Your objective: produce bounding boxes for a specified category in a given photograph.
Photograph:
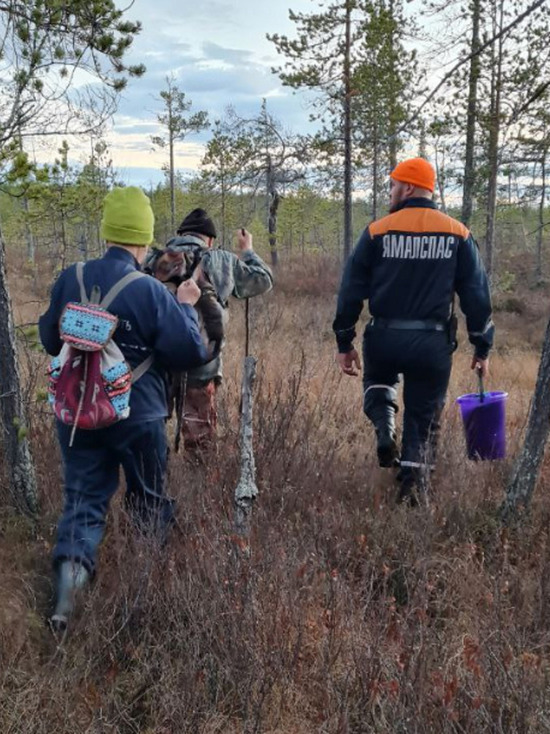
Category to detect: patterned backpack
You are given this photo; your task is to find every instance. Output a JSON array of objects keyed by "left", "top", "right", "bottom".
[{"left": 47, "top": 262, "right": 153, "bottom": 445}]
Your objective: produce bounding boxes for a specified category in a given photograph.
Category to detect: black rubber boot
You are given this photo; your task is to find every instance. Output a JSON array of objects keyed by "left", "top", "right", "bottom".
[
  {"left": 50, "top": 560, "right": 90, "bottom": 634},
  {"left": 397, "top": 480, "right": 419, "bottom": 507},
  {"left": 371, "top": 406, "right": 399, "bottom": 468},
  {"left": 396, "top": 467, "right": 429, "bottom": 508}
]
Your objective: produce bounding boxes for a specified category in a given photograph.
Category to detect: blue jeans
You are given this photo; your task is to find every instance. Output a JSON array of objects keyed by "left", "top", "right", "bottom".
[{"left": 54, "top": 419, "right": 173, "bottom": 575}]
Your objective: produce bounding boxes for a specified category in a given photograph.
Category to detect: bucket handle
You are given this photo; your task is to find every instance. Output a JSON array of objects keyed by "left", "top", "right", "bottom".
[{"left": 477, "top": 366, "right": 485, "bottom": 403}]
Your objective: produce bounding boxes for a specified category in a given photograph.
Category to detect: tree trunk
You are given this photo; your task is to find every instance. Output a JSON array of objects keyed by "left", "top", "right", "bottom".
[
  {"left": 435, "top": 146, "right": 448, "bottom": 214},
  {"left": 268, "top": 189, "right": 280, "bottom": 268},
  {"left": 343, "top": 0, "right": 353, "bottom": 260},
  {"left": 536, "top": 148, "right": 547, "bottom": 283},
  {"left": 265, "top": 154, "right": 280, "bottom": 267},
  {"left": 169, "top": 126, "right": 176, "bottom": 234},
  {"left": 462, "top": 0, "right": 481, "bottom": 227},
  {"left": 22, "top": 194, "right": 38, "bottom": 293},
  {"left": 387, "top": 0, "right": 399, "bottom": 171},
  {"left": 22, "top": 194, "right": 35, "bottom": 263},
  {"left": 60, "top": 207, "right": 68, "bottom": 271},
  {"left": 502, "top": 316, "right": 550, "bottom": 519},
  {"left": 99, "top": 224, "right": 106, "bottom": 255},
  {"left": 0, "top": 232, "right": 38, "bottom": 516},
  {"left": 78, "top": 229, "right": 87, "bottom": 261},
  {"left": 52, "top": 217, "right": 59, "bottom": 265},
  {"left": 484, "top": 0, "right": 504, "bottom": 279},
  {"left": 220, "top": 165, "right": 227, "bottom": 247},
  {"left": 167, "top": 91, "right": 176, "bottom": 234},
  {"left": 372, "top": 121, "right": 379, "bottom": 221}
]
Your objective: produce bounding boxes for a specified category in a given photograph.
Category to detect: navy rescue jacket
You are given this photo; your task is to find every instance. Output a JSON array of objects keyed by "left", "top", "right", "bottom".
[
  {"left": 39, "top": 247, "right": 208, "bottom": 422},
  {"left": 333, "top": 198, "right": 494, "bottom": 359}
]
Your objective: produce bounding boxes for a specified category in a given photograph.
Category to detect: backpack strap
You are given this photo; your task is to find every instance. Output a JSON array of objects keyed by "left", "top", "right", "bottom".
[
  {"left": 76, "top": 263, "right": 145, "bottom": 308},
  {"left": 75, "top": 262, "right": 88, "bottom": 304},
  {"left": 131, "top": 354, "right": 154, "bottom": 383},
  {"left": 100, "top": 270, "right": 145, "bottom": 310},
  {"left": 101, "top": 270, "right": 152, "bottom": 381}
]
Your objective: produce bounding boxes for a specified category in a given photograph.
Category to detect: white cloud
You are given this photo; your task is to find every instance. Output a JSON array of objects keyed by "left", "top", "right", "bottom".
[{"left": 94, "top": 0, "right": 318, "bottom": 183}]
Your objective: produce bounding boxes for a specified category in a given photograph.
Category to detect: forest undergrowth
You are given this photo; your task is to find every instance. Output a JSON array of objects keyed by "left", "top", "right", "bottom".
[{"left": 1, "top": 252, "right": 550, "bottom": 733}]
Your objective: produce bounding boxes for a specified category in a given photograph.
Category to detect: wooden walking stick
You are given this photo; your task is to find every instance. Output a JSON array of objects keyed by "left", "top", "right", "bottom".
[
  {"left": 233, "top": 350, "right": 258, "bottom": 537},
  {"left": 233, "top": 232, "right": 259, "bottom": 538}
]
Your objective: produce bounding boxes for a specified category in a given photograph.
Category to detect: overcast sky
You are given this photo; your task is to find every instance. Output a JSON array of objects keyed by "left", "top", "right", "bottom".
[{"left": 102, "top": 0, "right": 318, "bottom": 187}]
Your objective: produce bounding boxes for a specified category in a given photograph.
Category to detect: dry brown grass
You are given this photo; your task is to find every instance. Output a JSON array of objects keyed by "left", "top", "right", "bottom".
[{"left": 2, "top": 253, "right": 550, "bottom": 732}]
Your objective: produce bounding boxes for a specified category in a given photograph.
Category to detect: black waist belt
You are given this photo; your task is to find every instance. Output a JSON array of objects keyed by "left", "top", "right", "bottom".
[{"left": 370, "top": 317, "right": 447, "bottom": 332}]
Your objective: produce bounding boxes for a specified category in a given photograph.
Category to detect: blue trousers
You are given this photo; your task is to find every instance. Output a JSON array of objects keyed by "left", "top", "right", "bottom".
[
  {"left": 362, "top": 326, "right": 452, "bottom": 486},
  {"left": 54, "top": 418, "right": 173, "bottom": 575}
]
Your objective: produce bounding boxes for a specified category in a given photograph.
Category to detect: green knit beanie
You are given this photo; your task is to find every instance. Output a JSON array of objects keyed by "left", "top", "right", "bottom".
[{"left": 100, "top": 187, "right": 155, "bottom": 246}]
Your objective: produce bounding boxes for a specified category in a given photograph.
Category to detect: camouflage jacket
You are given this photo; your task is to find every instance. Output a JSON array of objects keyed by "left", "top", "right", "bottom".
[{"left": 144, "top": 235, "right": 273, "bottom": 383}]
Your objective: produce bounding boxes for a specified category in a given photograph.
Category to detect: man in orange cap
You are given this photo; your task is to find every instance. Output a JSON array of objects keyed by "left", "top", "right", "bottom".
[{"left": 333, "top": 157, "right": 493, "bottom": 505}]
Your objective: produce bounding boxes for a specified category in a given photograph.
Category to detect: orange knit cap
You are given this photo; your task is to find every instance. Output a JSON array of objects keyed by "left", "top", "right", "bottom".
[{"left": 390, "top": 158, "right": 436, "bottom": 193}]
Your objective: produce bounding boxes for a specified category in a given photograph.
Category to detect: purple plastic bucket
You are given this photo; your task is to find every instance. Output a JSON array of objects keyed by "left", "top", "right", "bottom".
[{"left": 456, "top": 391, "right": 508, "bottom": 461}]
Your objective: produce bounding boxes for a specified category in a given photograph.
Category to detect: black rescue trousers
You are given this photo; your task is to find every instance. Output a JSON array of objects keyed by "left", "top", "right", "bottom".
[{"left": 362, "top": 322, "right": 453, "bottom": 493}]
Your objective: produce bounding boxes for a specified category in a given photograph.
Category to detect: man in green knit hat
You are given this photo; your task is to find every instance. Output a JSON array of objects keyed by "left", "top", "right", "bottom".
[{"left": 39, "top": 186, "right": 208, "bottom": 632}]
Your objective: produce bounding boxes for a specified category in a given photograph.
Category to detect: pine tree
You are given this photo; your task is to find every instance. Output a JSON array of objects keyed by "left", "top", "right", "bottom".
[
  {"left": 268, "top": 0, "right": 365, "bottom": 259},
  {"left": 461, "top": 0, "right": 483, "bottom": 227},
  {"left": 200, "top": 114, "right": 256, "bottom": 245},
  {"left": 151, "top": 76, "right": 209, "bottom": 233},
  {"left": 353, "top": 0, "right": 419, "bottom": 219}
]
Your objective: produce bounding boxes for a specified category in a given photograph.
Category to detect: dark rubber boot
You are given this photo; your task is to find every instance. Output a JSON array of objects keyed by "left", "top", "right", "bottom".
[
  {"left": 397, "top": 467, "right": 428, "bottom": 508},
  {"left": 372, "top": 406, "right": 399, "bottom": 468},
  {"left": 376, "top": 428, "right": 399, "bottom": 467},
  {"left": 50, "top": 560, "right": 90, "bottom": 634},
  {"left": 397, "top": 480, "right": 419, "bottom": 508}
]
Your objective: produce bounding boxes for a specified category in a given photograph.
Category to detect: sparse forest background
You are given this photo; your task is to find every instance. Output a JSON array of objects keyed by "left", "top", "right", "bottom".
[{"left": 2, "top": 0, "right": 549, "bottom": 275}]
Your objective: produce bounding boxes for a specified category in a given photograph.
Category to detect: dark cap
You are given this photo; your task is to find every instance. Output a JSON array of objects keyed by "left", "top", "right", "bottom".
[{"left": 176, "top": 208, "right": 217, "bottom": 238}]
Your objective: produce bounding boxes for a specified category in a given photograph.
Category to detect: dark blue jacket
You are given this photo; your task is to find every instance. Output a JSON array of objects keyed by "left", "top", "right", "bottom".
[
  {"left": 39, "top": 247, "right": 208, "bottom": 422},
  {"left": 333, "top": 198, "right": 494, "bottom": 359}
]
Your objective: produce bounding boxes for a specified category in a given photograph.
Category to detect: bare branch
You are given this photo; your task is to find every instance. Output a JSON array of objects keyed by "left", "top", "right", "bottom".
[{"left": 394, "top": 0, "right": 547, "bottom": 137}]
